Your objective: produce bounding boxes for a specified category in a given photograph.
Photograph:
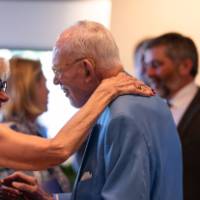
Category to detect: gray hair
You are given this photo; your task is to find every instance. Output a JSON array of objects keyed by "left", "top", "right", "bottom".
[
  {"left": 0, "top": 57, "right": 10, "bottom": 80},
  {"left": 146, "top": 32, "right": 198, "bottom": 77},
  {"left": 55, "top": 20, "right": 121, "bottom": 69}
]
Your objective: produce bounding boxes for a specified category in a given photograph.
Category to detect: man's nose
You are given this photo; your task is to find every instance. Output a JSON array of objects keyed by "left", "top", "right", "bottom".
[
  {"left": 0, "top": 91, "right": 9, "bottom": 103},
  {"left": 46, "top": 87, "right": 50, "bottom": 94},
  {"left": 53, "top": 75, "right": 60, "bottom": 85}
]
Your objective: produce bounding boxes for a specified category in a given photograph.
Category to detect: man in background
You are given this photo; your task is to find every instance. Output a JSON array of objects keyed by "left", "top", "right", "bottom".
[
  {"left": 144, "top": 32, "right": 200, "bottom": 200},
  {"left": 133, "top": 38, "right": 152, "bottom": 85}
]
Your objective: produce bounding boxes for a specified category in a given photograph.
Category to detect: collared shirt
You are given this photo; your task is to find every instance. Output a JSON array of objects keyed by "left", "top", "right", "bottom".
[{"left": 169, "top": 81, "right": 198, "bottom": 126}]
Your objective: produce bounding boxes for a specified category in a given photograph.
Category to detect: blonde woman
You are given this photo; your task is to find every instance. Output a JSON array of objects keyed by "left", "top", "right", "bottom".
[{"left": 1, "top": 57, "right": 70, "bottom": 193}]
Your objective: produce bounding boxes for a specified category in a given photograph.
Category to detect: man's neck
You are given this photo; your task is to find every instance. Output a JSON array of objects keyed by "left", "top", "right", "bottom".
[{"left": 98, "top": 65, "right": 123, "bottom": 80}]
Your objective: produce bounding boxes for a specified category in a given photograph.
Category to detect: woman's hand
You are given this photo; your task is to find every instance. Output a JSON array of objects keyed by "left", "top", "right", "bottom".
[
  {"left": 0, "top": 180, "right": 22, "bottom": 200},
  {"left": 2, "top": 172, "right": 53, "bottom": 200},
  {"left": 97, "top": 72, "right": 155, "bottom": 99}
]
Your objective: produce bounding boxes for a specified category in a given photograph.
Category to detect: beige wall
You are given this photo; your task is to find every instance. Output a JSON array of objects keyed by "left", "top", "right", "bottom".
[{"left": 111, "top": 0, "right": 200, "bottom": 84}]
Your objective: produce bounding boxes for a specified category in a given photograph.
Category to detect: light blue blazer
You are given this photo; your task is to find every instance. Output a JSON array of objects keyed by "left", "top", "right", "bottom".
[{"left": 56, "top": 95, "right": 183, "bottom": 200}]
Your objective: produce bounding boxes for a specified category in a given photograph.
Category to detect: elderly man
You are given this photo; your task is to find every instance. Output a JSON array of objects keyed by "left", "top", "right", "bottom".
[
  {"left": 2, "top": 21, "right": 182, "bottom": 200},
  {"left": 144, "top": 32, "right": 200, "bottom": 200}
]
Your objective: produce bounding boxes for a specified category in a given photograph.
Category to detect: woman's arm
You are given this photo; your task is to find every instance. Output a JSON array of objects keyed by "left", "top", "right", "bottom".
[{"left": 0, "top": 73, "right": 154, "bottom": 170}]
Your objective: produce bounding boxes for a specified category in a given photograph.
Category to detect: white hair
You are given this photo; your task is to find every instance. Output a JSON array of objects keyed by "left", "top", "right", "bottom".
[
  {"left": 0, "top": 57, "right": 10, "bottom": 80},
  {"left": 55, "top": 20, "right": 122, "bottom": 69}
]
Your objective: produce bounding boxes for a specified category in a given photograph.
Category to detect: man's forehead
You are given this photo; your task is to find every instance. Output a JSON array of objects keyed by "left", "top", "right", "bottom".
[
  {"left": 52, "top": 47, "right": 77, "bottom": 68},
  {"left": 52, "top": 47, "right": 67, "bottom": 64},
  {"left": 145, "top": 46, "right": 165, "bottom": 59}
]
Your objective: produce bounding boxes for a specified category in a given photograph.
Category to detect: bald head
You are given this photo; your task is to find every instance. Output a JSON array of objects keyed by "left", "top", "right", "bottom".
[
  {"left": 0, "top": 57, "right": 10, "bottom": 81},
  {"left": 54, "top": 20, "right": 122, "bottom": 71}
]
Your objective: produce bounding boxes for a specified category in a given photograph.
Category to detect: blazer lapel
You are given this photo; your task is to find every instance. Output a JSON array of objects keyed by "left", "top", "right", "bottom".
[
  {"left": 178, "top": 88, "right": 200, "bottom": 139},
  {"left": 72, "top": 124, "right": 101, "bottom": 199}
]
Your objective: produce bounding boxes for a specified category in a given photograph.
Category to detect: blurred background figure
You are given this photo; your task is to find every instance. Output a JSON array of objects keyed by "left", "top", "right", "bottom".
[
  {"left": 143, "top": 32, "right": 200, "bottom": 200},
  {"left": 0, "top": 57, "right": 71, "bottom": 193},
  {"left": 133, "top": 38, "right": 152, "bottom": 84},
  {"left": 0, "top": 57, "right": 9, "bottom": 106}
]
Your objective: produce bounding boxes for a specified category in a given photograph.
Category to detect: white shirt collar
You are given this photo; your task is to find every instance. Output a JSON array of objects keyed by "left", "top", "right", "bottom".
[{"left": 170, "top": 81, "right": 198, "bottom": 125}]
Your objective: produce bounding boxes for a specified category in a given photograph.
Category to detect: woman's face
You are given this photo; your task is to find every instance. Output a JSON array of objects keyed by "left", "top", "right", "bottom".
[
  {"left": 34, "top": 74, "right": 49, "bottom": 114},
  {"left": 0, "top": 77, "right": 9, "bottom": 108},
  {"left": 0, "top": 60, "right": 10, "bottom": 107}
]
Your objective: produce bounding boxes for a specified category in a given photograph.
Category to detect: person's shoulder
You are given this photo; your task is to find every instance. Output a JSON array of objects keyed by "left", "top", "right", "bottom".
[
  {"left": 110, "top": 93, "right": 163, "bottom": 105},
  {"left": 107, "top": 94, "right": 174, "bottom": 127},
  {"left": 109, "top": 94, "right": 167, "bottom": 116}
]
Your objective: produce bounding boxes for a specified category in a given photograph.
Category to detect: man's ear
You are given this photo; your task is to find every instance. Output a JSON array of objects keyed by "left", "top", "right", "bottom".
[
  {"left": 82, "top": 58, "right": 97, "bottom": 82},
  {"left": 179, "top": 58, "right": 193, "bottom": 76}
]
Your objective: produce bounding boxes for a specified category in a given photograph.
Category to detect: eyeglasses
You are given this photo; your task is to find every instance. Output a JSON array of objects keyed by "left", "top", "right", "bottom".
[
  {"left": 52, "top": 57, "right": 93, "bottom": 77},
  {"left": 0, "top": 79, "right": 7, "bottom": 92}
]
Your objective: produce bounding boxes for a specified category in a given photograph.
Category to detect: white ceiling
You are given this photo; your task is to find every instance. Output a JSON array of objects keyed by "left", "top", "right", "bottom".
[{"left": 0, "top": 0, "right": 111, "bottom": 49}]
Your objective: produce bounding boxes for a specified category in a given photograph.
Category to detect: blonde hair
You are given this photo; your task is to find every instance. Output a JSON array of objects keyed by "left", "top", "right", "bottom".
[
  {"left": 0, "top": 57, "right": 10, "bottom": 81},
  {"left": 2, "top": 57, "right": 44, "bottom": 121}
]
